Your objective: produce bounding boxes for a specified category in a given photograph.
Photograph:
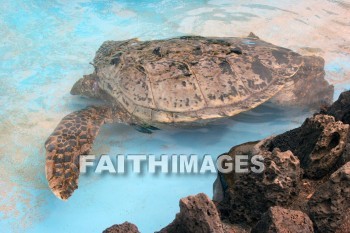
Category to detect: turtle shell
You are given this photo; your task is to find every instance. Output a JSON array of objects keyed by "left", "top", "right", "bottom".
[{"left": 94, "top": 36, "right": 303, "bottom": 123}]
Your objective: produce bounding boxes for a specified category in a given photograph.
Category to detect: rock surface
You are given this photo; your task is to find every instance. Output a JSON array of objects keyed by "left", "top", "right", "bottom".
[
  {"left": 157, "top": 193, "right": 225, "bottom": 233},
  {"left": 336, "top": 213, "right": 350, "bottom": 233},
  {"left": 251, "top": 206, "right": 314, "bottom": 233},
  {"left": 218, "top": 147, "right": 301, "bottom": 224},
  {"left": 103, "top": 222, "right": 140, "bottom": 233},
  {"left": 324, "top": 90, "right": 350, "bottom": 124},
  {"left": 308, "top": 162, "right": 350, "bottom": 233},
  {"left": 269, "top": 114, "right": 349, "bottom": 178},
  {"left": 216, "top": 92, "right": 350, "bottom": 231}
]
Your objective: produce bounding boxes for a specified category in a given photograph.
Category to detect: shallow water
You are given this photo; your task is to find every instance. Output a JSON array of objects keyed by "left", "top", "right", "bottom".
[{"left": 0, "top": 1, "right": 349, "bottom": 232}]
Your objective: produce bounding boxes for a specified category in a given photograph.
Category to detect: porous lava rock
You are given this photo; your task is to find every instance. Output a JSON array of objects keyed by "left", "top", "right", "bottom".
[
  {"left": 251, "top": 206, "right": 314, "bottom": 233},
  {"left": 269, "top": 114, "right": 349, "bottom": 178},
  {"left": 103, "top": 222, "right": 140, "bottom": 233},
  {"left": 308, "top": 162, "right": 350, "bottom": 233},
  {"left": 218, "top": 145, "right": 301, "bottom": 224},
  {"left": 158, "top": 193, "right": 225, "bottom": 233},
  {"left": 324, "top": 90, "right": 350, "bottom": 124}
]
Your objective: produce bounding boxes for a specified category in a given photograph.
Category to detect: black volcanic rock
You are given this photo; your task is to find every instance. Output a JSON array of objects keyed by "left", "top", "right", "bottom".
[
  {"left": 336, "top": 212, "right": 350, "bottom": 233},
  {"left": 216, "top": 92, "right": 350, "bottom": 231},
  {"left": 103, "top": 222, "right": 140, "bottom": 233},
  {"left": 268, "top": 114, "right": 349, "bottom": 178},
  {"left": 157, "top": 193, "right": 225, "bottom": 233},
  {"left": 251, "top": 206, "right": 314, "bottom": 233},
  {"left": 218, "top": 145, "right": 302, "bottom": 224},
  {"left": 308, "top": 162, "right": 350, "bottom": 233},
  {"left": 324, "top": 90, "right": 350, "bottom": 124}
]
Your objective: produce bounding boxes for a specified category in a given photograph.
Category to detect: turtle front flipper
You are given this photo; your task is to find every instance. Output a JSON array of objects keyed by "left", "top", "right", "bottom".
[{"left": 45, "top": 106, "right": 112, "bottom": 200}]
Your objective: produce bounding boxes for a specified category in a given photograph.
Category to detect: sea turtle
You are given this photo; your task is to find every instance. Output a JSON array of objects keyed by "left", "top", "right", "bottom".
[{"left": 45, "top": 33, "right": 334, "bottom": 200}]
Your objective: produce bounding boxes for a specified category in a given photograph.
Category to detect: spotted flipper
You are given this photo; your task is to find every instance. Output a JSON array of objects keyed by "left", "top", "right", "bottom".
[{"left": 45, "top": 106, "right": 112, "bottom": 200}]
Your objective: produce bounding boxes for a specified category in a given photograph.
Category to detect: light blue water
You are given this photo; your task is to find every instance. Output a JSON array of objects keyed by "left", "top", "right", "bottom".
[{"left": 0, "top": 1, "right": 349, "bottom": 232}]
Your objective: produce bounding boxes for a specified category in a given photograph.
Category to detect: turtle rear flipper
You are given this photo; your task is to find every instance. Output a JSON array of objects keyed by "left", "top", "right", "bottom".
[
  {"left": 45, "top": 106, "right": 112, "bottom": 200},
  {"left": 131, "top": 123, "right": 160, "bottom": 134}
]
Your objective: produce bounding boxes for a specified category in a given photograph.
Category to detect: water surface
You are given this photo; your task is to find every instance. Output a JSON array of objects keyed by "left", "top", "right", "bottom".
[{"left": 0, "top": 1, "right": 349, "bottom": 232}]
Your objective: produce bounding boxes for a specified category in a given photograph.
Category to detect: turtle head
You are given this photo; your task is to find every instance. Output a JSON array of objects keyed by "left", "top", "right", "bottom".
[
  {"left": 302, "top": 55, "right": 325, "bottom": 72},
  {"left": 271, "top": 55, "right": 334, "bottom": 109},
  {"left": 70, "top": 73, "right": 101, "bottom": 98},
  {"left": 295, "top": 55, "right": 334, "bottom": 107}
]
